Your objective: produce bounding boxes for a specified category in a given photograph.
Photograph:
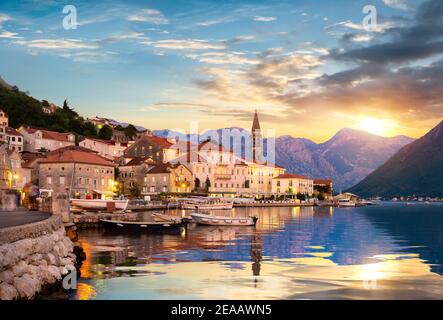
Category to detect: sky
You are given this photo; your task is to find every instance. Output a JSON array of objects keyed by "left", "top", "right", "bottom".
[{"left": 0, "top": 0, "right": 442, "bottom": 142}]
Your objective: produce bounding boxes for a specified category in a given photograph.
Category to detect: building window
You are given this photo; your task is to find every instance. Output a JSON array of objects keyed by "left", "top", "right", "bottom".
[
  {"left": 60, "top": 176, "right": 65, "bottom": 186},
  {"left": 47, "top": 176, "right": 52, "bottom": 185}
]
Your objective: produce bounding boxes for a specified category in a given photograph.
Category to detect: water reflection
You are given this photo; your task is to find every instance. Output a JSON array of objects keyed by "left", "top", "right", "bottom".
[{"left": 71, "top": 203, "right": 443, "bottom": 300}]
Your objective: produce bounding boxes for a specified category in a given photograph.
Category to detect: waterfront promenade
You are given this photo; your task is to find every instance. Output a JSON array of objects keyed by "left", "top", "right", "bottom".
[{"left": 0, "top": 211, "right": 51, "bottom": 229}]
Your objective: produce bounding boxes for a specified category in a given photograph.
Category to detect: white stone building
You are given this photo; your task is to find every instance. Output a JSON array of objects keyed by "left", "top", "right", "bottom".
[
  {"left": 18, "top": 126, "right": 75, "bottom": 152},
  {"left": 79, "top": 137, "right": 128, "bottom": 159}
]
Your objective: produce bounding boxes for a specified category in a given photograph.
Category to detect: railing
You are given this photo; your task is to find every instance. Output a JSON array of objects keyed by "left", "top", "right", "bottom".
[{"left": 214, "top": 174, "right": 232, "bottom": 180}]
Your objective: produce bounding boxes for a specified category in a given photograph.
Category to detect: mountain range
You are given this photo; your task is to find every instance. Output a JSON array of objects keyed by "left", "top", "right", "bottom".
[
  {"left": 153, "top": 128, "right": 414, "bottom": 191},
  {"left": 348, "top": 121, "right": 443, "bottom": 197}
]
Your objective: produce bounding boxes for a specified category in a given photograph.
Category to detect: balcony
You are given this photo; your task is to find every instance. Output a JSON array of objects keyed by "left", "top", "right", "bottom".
[{"left": 214, "top": 174, "right": 232, "bottom": 180}]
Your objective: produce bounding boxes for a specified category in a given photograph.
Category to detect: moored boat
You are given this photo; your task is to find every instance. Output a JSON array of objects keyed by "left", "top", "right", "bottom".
[
  {"left": 100, "top": 217, "right": 190, "bottom": 232},
  {"left": 70, "top": 199, "right": 129, "bottom": 211},
  {"left": 190, "top": 213, "right": 258, "bottom": 226},
  {"left": 337, "top": 199, "right": 356, "bottom": 207},
  {"left": 181, "top": 202, "right": 233, "bottom": 210}
]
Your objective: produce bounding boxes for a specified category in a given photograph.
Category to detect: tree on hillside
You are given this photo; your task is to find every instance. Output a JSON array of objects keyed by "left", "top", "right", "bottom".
[
  {"left": 124, "top": 124, "right": 138, "bottom": 139},
  {"left": 98, "top": 125, "right": 113, "bottom": 140},
  {"left": 62, "top": 99, "right": 78, "bottom": 117}
]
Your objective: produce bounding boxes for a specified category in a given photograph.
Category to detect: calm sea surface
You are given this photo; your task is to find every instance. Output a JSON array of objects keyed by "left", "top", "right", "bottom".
[{"left": 69, "top": 202, "right": 443, "bottom": 300}]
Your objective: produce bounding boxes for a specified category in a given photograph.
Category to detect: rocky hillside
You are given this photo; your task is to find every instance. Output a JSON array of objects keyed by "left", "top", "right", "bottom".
[{"left": 347, "top": 121, "right": 443, "bottom": 197}]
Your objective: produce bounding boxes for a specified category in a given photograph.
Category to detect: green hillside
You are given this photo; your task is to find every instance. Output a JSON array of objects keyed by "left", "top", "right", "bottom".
[{"left": 0, "top": 80, "right": 98, "bottom": 139}]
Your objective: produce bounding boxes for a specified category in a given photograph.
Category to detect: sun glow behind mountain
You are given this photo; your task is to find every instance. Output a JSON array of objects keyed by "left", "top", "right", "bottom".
[{"left": 354, "top": 117, "right": 396, "bottom": 137}]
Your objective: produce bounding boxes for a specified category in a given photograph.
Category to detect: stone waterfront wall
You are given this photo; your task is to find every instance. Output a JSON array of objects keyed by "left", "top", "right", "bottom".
[
  {"left": 73, "top": 212, "right": 138, "bottom": 229},
  {"left": 0, "top": 215, "right": 76, "bottom": 300}
]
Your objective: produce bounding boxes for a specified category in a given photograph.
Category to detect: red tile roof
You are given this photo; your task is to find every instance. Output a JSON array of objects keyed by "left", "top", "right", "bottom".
[
  {"left": 147, "top": 163, "right": 171, "bottom": 174},
  {"left": 146, "top": 135, "right": 173, "bottom": 148},
  {"left": 39, "top": 147, "right": 115, "bottom": 167},
  {"left": 274, "top": 173, "right": 311, "bottom": 180},
  {"left": 5, "top": 127, "right": 22, "bottom": 137},
  {"left": 123, "top": 157, "right": 156, "bottom": 166},
  {"left": 22, "top": 126, "right": 74, "bottom": 142},
  {"left": 314, "top": 179, "right": 333, "bottom": 185},
  {"left": 82, "top": 137, "right": 128, "bottom": 147}
]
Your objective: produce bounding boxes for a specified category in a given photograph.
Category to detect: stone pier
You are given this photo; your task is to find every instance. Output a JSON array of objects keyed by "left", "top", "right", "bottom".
[{"left": 0, "top": 214, "right": 77, "bottom": 300}]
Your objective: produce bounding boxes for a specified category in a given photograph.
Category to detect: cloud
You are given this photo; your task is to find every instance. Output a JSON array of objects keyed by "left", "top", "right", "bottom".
[
  {"left": 342, "top": 33, "right": 373, "bottom": 43},
  {"left": 60, "top": 51, "right": 117, "bottom": 63},
  {"left": 194, "top": 51, "right": 323, "bottom": 104},
  {"left": 15, "top": 39, "right": 99, "bottom": 50},
  {"left": 225, "top": 35, "right": 255, "bottom": 44},
  {"left": 0, "top": 31, "right": 22, "bottom": 39},
  {"left": 0, "top": 13, "right": 11, "bottom": 26},
  {"left": 99, "top": 32, "right": 148, "bottom": 44},
  {"left": 254, "top": 16, "right": 277, "bottom": 22},
  {"left": 196, "top": 16, "right": 234, "bottom": 27},
  {"left": 383, "top": 0, "right": 410, "bottom": 10},
  {"left": 325, "top": 20, "right": 394, "bottom": 33},
  {"left": 187, "top": 52, "right": 259, "bottom": 65},
  {"left": 128, "top": 9, "right": 168, "bottom": 25},
  {"left": 148, "top": 39, "right": 226, "bottom": 50}
]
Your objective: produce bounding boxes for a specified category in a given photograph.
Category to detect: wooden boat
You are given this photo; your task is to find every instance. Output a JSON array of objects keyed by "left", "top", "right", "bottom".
[
  {"left": 181, "top": 202, "right": 233, "bottom": 210},
  {"left": 70, "top": 199, "right": 129, "bottom": 211},
  {"left": 190, "top": 213, "right": 258, "bottom": 226},
  {"left": 100, "top": 216, "right": 191, "bottom": 232},
  {"left": 337, "top": 199, "right": 356, "bottom": 207}
]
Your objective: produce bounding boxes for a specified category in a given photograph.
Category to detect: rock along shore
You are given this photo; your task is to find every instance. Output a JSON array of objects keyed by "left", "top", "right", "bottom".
[{"left": 0, "top": 215, "right": 78, "bottom": 300}]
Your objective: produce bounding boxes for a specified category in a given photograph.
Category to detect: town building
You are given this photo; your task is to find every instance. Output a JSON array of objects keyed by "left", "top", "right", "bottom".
[
  {"left": 0, "top": 146, "right": 30, "bottom": 193},
  {"left": 118, "top": 157, "right": 156, "bottom": 195},
  {"left": 21, "top": 151, "right": 45, "bottom": 185},
  {"left": 42, "top": 103, "right": 58, "bottom": 114},
  {"left": 18, "top": 126, "right": 75, "bottom": 152},
  {"left": 143, "top": 163, "right": 193, "bottom": 194},
  {"left": 0, "top": 109, "right": 9, "bottom": 142},
  {"left": 5, "top": 127, "right": 24, "bottom": 152},
  {"left": 0, "top": 145, "right": 11, "bottom": 190},
  {"left": 38, "top": 146, "right": 116, "bottom": 198},
  {"left": 123, "top": 134, "right": 182, "bottom": 163},
  {"left": 314, "top": 179, "right": 333, "bottom": 199},
  {"left": 7, "top": 149, "right": 31, "bottom": 191},
  {"left": 271, "top": 173, "right": 314, "bottom": 196},
  {"left": 79, "top": 137, "right": 128, "bottom": 159}
]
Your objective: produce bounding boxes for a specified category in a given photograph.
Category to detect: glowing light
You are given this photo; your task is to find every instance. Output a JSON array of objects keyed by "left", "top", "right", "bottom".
[{"left": 355, "top": 117, "right": 392, "bottom": 136}]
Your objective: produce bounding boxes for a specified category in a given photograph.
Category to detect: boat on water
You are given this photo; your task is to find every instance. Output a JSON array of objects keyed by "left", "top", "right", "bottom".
[
  {"left": 190, "top": 213, "right": 258, "bottom": 226},
  {"left": 337, "top": 199, "right": 356, "bottom": 207},
  {"left": 181, "top": 202, "right": 233, "bottom": 210},
  {"left": 360, "top": 200, "right": 380, "bottom": 206},
  {"left": 100, "top": 213, "right": 191, "bottom": 232},
  {"left": 70, "top": 199, "right": 129, "bottom": 211}
]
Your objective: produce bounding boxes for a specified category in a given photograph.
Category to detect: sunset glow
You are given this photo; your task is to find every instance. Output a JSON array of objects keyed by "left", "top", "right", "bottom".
[{"left": 354, "top": 117, "right": 392, "bottom": 136}]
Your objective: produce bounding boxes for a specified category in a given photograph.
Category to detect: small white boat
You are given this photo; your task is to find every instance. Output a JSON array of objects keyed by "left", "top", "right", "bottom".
[
  {"left": 337, "top": 199, "right": 356, "bottom": 207},
  {"left": 181, "top": 202, "right": 233, "bottom": 210},
  {"left": 70, "top": 199, "right": 129, "bottom": 211},
  {"left": 190, "top": 213, "right": 258, "bottom": 226}
]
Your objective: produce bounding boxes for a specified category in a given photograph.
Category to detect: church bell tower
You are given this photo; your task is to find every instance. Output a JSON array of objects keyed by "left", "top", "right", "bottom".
[{"left": 251, "top": 110, "right": 263, "bottom": 162}]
